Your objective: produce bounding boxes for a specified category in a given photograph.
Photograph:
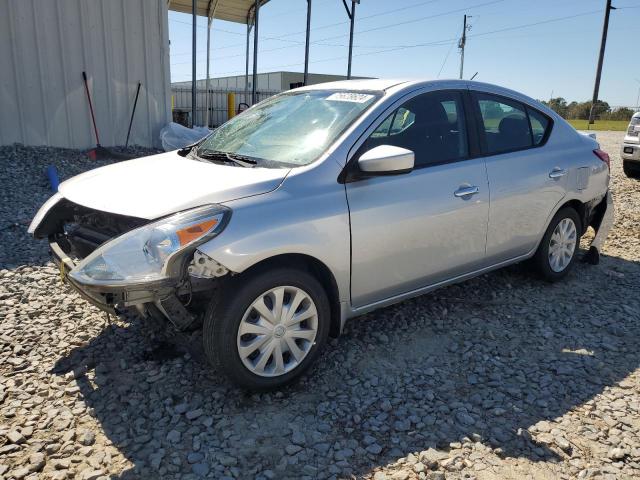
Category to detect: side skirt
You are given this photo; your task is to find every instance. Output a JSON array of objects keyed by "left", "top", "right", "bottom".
[{"left": 342, "top": 250, "right": 535, "bottom": 324}]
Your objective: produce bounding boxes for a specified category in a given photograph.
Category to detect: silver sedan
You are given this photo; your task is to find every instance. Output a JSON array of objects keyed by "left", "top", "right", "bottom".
[{"left": 30, "top": 79, "right": 612, "bottom": 390}]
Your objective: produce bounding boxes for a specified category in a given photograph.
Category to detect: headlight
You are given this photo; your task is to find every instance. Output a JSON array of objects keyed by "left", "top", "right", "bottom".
[{"left": 69, "top": 204, "right": 230, "bottom": 285}]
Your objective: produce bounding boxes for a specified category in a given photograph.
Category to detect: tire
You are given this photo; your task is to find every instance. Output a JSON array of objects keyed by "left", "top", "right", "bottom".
[
  {"left": 533, "top": 207, "right": 582, "bottom": 282},
  {"left": 623, "top": 160, "right": 640, "bottom": 179},
  {"left": 203, "top": 267, "right": 330, "bottom": 391}
]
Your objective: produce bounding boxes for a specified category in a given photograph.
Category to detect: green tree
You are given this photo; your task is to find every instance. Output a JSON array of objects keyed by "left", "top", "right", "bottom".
[
  {"left": 542, "top": 97, "right": 568, "bottom": 117},
  {"left": 603, "top": 107, "right": 634, "bottom": 121}
]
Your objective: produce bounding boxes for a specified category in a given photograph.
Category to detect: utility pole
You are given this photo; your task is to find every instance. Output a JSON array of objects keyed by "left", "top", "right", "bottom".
[
  {"left": 342, "top": 0, "right": 358, "bottom": 79},
  {"left": 304, "top": 0, "right": 312, "bottom": 85},
  {"left": 588, "top": 0, "right": 616, "bottom": 125},
  {"left": 458, "top": 15, "right": 470, "bottom": 80}
]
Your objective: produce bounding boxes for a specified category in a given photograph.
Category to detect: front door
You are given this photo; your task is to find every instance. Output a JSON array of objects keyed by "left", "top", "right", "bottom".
[{"left": 346, "top": 90, "right": 489, "bottom": 308}]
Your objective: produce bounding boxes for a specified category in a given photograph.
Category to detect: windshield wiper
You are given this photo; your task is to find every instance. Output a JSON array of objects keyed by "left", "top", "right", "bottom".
[{"left": 196, "top": 149, "right": 258, "bottom": 167}]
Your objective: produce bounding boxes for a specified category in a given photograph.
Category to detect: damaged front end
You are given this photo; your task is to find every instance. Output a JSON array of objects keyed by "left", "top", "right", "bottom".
[{"left": 29, "top": 196, "right": 232, "bottom": 329}]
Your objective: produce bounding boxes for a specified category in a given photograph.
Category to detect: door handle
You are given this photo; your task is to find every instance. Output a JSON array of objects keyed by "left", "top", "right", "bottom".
[
  {"left": 549, "top": 168, "right": 567, "bottom": 179},
  {"left": 454, "top": 185, "right": 479, "bottom": 198}
]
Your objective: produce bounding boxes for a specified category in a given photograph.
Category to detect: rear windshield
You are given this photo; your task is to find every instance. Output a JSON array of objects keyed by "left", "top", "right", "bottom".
[{"left": 197, "top": 90, "right": 381, "bottom": 167}]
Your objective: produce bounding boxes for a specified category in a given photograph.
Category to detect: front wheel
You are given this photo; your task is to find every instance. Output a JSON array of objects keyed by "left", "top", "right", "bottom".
[
  {"left": 203, "top": 267, "right": 330, "bottom": 390},
  {"left": 532, "top": 207, "right": 582, "bottom": 282}
]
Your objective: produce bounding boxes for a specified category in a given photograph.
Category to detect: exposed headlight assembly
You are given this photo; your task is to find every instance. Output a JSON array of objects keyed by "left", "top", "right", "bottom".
[{"left": 69, "top": 204, "right": 230, "bottom": 286}]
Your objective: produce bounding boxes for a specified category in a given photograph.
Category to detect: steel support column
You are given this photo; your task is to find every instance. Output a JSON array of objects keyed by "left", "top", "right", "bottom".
[
  {"left": 205, "top": 18, "right": 212, "bottom": 128},
  {"left": 304, "top": 0, "right": 312, "bottom": 85},
  {"left": 252, "top": 0, "right": 260, "bottom": 105},
  {"left": 191, "top": 0, "right": 197, "bottom": 127},
  {"left": 245, "top": 20, "right": 251, "bottom": 97}
]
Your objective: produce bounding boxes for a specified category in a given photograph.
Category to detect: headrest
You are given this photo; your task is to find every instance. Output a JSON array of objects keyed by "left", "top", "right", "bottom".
[
  {"left": 499, "top": 115, "right": 529, "bottom": 137},
  {"left": 414, "top": 100, "right": 449, "bottom": 126}
]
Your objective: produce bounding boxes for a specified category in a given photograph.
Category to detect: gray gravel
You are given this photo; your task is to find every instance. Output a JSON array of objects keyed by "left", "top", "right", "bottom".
[{"left": 1, "top": 133, "right": 639, "bottom": 480}]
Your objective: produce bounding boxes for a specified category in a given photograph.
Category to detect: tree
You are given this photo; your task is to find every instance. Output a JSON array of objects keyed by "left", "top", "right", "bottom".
[
  {"left": 605, "top": 107, "right": 634, "bottom": 121},
  {"left": 542, "top": 97, "right": 568, "bottom": 118}
]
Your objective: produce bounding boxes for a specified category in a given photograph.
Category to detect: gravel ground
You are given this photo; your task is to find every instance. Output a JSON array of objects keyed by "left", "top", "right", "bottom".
[{"left": 1, "top": 133, "right": 639, "bottom": 480}]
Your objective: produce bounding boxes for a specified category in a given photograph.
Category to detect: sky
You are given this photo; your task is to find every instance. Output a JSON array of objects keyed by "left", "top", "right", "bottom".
[{"left": 168, "top": 0, "right": 640, "bottom": 107}]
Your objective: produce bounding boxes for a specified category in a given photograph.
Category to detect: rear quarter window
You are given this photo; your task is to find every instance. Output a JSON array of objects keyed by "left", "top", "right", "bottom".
[{"left": 527, "top": 107, "right": 551, "bottom": 145}]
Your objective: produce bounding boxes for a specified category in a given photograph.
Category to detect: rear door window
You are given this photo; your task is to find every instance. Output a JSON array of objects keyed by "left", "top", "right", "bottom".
[{"left": 476, "top": 94, "right": 532, "bottom": 154}]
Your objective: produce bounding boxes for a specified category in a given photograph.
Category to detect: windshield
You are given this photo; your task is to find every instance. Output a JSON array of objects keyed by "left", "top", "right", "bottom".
[{"left": 196, "top": 90, "right": 381, "bottom": 167}]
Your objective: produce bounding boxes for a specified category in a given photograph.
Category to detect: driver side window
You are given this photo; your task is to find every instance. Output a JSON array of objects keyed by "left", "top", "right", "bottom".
[{"left": 362, "top": 91, "right": 468, "bottom": 168}]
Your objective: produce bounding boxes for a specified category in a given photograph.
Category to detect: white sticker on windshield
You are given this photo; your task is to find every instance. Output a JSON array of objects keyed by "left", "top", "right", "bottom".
[{"left": 326, "top": 92, "right": 374, "bottom": 103}]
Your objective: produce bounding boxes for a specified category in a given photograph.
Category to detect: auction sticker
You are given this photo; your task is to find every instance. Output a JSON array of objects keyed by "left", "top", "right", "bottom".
[{"left": 326, "top": 92, "right": 374, "bottom": 103}]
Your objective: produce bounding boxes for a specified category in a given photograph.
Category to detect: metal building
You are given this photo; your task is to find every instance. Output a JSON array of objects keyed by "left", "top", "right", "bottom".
[
  {"left": 172, "top": 71, "right": 370, "bottom": 92},
  {"left": 0, "top": 0, "right": 363, "bottom": 149},
  {"left": 171, "top": 71, "right": 372, "bottom": 127},
  {"left": 0, "top": 0, "right": 171, "bottom": 149}
]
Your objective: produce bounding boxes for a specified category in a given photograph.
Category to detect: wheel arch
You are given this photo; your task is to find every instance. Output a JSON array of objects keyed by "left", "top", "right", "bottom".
[
  {"left": 233, "top": 253, "right": 343, "bottom": 338},
  {"left": 529, "top": 197, "right": 587, "bottom": 257},
  {"left": 560, "top": 198, "right": 587, "bottom": 234}
]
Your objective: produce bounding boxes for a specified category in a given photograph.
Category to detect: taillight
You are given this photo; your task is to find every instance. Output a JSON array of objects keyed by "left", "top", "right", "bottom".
[{"left": 594, "top": 149, "right": 610, "bottom": 169}]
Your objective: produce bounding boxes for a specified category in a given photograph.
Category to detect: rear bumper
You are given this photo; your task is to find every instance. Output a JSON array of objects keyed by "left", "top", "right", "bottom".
[
  {"left": 49, "top": 239, "right": 174, "bottom": 315},
  {"left": 621, "top": 143, "right": 640, "bottom": 162}
]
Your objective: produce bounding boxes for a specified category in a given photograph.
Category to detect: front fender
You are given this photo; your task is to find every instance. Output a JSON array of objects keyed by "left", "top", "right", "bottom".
[{"left": 197, "top": 182, "right": 351, "bottom": 303}]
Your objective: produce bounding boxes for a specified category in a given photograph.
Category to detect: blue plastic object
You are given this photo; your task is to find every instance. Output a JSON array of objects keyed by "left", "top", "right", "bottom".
[{"left": 47, "top": 165, "right": 60, "bottom": 191}]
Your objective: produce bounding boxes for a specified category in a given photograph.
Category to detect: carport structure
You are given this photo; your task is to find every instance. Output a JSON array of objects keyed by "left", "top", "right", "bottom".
[{"left": 167, "top": 0, "right": 359, "bottom": 126}]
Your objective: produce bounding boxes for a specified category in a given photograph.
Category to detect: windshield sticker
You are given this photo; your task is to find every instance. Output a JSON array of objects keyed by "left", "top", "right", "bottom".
[{"left": 326, "top": 92, "right": 375, "bottom": 103}]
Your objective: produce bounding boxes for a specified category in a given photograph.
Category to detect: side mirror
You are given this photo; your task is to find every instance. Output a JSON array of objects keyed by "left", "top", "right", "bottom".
[{"left": 358, "top": 145, "right": 414, "bottom": 175}]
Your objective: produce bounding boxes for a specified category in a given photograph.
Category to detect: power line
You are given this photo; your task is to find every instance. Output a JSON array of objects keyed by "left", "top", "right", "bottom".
[
  {"left": 170, "top": 0, "right": 508, "bottom": 66},
  {"left": 437, "top": 39, "right": 458, "bottom": 78},
  {"left": 171, "top": 8, "right": 604, "bottom": 79},
  {"left": 169, "top": 0, "right": 448, "bottom": 55}
]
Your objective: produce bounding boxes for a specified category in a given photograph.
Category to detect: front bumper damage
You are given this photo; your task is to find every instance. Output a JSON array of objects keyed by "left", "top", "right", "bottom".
[
  {"left": 34, "top": 197, "right": 232, "bottom": 330},
  {"left": 49, "top": 238, "right": 227, "bottom": 329}
]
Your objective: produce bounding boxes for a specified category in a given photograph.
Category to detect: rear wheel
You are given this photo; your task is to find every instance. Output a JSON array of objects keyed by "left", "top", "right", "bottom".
[
  {"left": 623, "top": 160, "right": 640, "bottom": 178},
  {"left": 203, "top": 267, "right": 330, "bottom": 390},
  {"left": 533, "top": 207, "right": 581, "bottom": 282}
]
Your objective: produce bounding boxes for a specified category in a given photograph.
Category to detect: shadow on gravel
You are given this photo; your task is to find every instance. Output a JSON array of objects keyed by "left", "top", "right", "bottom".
[{"left": 51, "top": 254, "right": 640, "bottom": 479}]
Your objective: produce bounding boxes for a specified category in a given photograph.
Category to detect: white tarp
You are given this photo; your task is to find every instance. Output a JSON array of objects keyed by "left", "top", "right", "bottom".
[{"left": 160, "top": 122, "right": 211, "bottom": 151}]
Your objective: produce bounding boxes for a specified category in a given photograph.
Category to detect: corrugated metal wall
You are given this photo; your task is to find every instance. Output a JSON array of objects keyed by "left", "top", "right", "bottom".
[{"left": 0, "top": 0, "right": 171, "bottom": 149}]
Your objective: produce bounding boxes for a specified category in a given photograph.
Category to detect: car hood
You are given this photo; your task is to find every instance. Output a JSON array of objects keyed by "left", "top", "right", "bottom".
[{"left": 58, "top": 151, "right": 290, "bottom": 219}]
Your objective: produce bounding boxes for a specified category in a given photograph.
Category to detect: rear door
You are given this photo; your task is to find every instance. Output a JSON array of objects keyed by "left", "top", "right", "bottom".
[
  {"left": 346, "top": 89, "right": 490, "bottom": 308},
  {"left": 470, "top": 90, "right": 566, "bottom": 263}
]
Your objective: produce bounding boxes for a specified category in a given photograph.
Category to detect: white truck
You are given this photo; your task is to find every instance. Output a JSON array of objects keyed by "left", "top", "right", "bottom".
[{"left": 621, "top": 112, "right": 640, "bottom": 178}]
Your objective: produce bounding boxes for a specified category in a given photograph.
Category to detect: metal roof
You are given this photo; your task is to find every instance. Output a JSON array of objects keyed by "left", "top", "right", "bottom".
[{"left": 168, "top": 0, "right": 269, "bottom": 23}]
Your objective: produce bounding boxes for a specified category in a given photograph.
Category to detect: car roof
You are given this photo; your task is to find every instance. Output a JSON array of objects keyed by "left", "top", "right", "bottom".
[
  {"left": 296, "top": 78, "right": 412, "bottom": 92},
  {"left": 294, "top": 78, "right": 556, "bottom": 116},
  {"left": 295, "top": 78, "right": 538, "bottom": 100}
]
